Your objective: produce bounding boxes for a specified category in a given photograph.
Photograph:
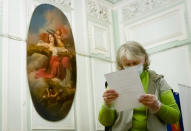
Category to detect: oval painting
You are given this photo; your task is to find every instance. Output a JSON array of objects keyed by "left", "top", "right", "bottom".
[{"left": 27, "top": 4, "right": 77, "bottom": 121}]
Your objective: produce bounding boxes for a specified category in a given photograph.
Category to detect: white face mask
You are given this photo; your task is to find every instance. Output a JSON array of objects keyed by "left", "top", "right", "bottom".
[{"left": 125, "top": 63, "right": 143, "bottom": 75}]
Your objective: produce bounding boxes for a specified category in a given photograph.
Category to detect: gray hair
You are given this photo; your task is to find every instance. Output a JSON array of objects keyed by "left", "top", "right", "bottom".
[{"left": 116, "top": 41, "right": 150, "bottom": 70}]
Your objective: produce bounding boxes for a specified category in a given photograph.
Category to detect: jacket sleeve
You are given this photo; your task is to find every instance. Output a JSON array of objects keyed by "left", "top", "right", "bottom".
[
  {"left": 156, "top": 79, "right": 180, "bottom": 124},
  {"left": 98, "top": 103, "right": 116, "bottom": 126}
]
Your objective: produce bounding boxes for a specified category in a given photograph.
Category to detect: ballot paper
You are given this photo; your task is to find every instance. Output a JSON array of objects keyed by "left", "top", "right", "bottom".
[{"left": 104, "top": 68, "right": 145, "bottom": 111}]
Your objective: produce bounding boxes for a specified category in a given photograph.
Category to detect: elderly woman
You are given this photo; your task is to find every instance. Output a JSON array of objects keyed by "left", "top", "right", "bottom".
[{"left": 98, "top": 41, "right": 180, "bottom": 131}]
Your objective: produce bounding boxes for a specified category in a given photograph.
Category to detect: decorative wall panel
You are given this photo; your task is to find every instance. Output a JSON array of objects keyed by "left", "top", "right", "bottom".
[
  {"left": 124, "top": 5, "right": 187, "bottom": 49},
  {"left": 120, "top": 0, "right": 183, "bottom": 22},
  {"left": 87, "top": 0, "right": 111, "bottom": 23},
  {"left": 36, "top": 0, "right": 72, "bottom": 9},
  {"left": 88, "top": 21, "right": 111, "bottom": 58},
  {"left": 91, "top": 58, "right": 112, "bottom": 130}
]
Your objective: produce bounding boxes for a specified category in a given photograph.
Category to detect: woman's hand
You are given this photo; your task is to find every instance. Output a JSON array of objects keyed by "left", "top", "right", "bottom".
[
  {"left": 103, "top": 89, "right": 119, "bottom": 105},
  {"left": 139, "top": 94, "right": 161, "bottom": 113}
]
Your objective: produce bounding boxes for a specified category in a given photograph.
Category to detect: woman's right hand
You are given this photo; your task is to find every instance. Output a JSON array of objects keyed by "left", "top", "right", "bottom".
[{"left": 103, "top": 89, "right": 119, "bottom": 105}]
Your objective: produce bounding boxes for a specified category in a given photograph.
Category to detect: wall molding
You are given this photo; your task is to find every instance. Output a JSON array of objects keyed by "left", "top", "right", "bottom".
[
  {"left": 36, "top": 0, "right": 72, "bottom": 9},
  {"left": 0, "top": 0, "right": 3, "bottom": 16},
  {"left": 106, "top": 0, "right": 123, "bottom": 4},
  {"left": 0, "top": 5, "right": 3, "bottom": 130},
  {"left": 1, "top": 38, "right": 9, "bottom": 131},
  {"left": 90, "top": 59, "right": 112, "bottom": 130},
  {"left": 119, "top": 0, "right": 183, "bottom": 23},
  {"left": 87, "top": 0, "right": 111, "bottom": 23},
  {"left": 0, "top": 34, "right": 26, "bottom": 41},
  {"left": 88, "top": 21, "right": 111, "bottom": 58},
  {"left": 20, "top": 41, "right": 28, "bottom": 131},
  {"left": 1, "top": 0, "right": 9, "bottom": 130},
  {"left": 120, "top": 3, "right": 191, "bottom": 56},
  {"left": 74, "top": 55, "right": 95, "bottom": 131}
]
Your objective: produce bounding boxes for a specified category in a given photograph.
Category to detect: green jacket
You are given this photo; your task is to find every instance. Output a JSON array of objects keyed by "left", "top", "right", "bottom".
[{"left": 98, "top": 70, "right": 180, "bottom": 131}]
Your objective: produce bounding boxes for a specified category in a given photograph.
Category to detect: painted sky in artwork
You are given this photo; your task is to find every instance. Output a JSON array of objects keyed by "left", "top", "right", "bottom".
[{"left": 28, "top": 4, "right": 69, "bottom": 44}]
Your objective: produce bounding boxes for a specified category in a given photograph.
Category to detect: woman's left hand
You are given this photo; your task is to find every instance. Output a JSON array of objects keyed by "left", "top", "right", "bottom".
[{"left": 138, "top": 94, "right": 161, "bottom": 113}]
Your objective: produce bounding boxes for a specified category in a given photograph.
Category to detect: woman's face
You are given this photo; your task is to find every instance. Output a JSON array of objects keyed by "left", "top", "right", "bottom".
[
  {"left": 122, "top": 58, "right": 144, "bottom": 69},
  {"left": 49, "top": 34, "right": 54, "bottom": 43}
]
